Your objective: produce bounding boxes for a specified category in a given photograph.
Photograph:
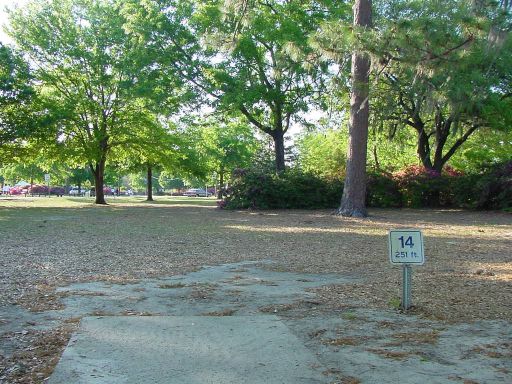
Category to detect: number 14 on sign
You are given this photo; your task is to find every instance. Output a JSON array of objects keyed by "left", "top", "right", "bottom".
[{"left": 389, "top": 230, "right": 425, "bottom": 265}]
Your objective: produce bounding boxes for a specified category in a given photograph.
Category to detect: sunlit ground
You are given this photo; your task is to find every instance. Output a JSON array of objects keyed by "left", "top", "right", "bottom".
[{"left": 0, "top": 195, "right": 510, "bottom": 322}]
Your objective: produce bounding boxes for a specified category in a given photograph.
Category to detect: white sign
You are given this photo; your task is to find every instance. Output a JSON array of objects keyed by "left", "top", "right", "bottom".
[
  {"left": 389, "top": 230, "right": 425, "bottom": 265},
  {"left": 44, "top": 174, "right": 50, "bottom": 182}
]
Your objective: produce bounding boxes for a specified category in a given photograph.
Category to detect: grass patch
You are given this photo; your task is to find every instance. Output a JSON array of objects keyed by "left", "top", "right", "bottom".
[
  {"left": 322, "top": 337, "right": 361, "bottom": 346},
  {"left": 201, "top": 308, "right": 236, "bottom": 316},
  {"left": 158, "top": 282, "right": 187, "bottom": 289},
  {"left": 366, "top": 348, "right": 413, "bottom": 360},
  {"left": 341, "top": 312, "right": 358, "bottom": 320},
  {"left": 389, "top": 330, "right": 440, "bottom": 345}
]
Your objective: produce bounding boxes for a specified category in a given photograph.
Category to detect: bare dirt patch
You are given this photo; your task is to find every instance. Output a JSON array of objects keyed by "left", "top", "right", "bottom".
[{"left": 0, "top": 197, "right": 510, "bottom": 382}]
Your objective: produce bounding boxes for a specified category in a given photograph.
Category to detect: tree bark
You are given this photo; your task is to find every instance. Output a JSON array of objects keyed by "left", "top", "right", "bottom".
[
  {"left": 416, "top": 126, "right": 433, "bottom": 170},
  {"left": 239, "top": 104, "right": 286, "bottom": 173},
  {"left": 217, "top": 166, "right": 225, "bottom": 199},
  {"left": 91, "top": 159, "right": 107, "bottom": 205},
  {"left": 271, "top": 128, "right": 286, "bottom": 173},
  {"left": 337, "top": 0, "right": 372, "bottom": 217},
  {"left": 146, "top": 165, "right": 153, "bottom": 201}
]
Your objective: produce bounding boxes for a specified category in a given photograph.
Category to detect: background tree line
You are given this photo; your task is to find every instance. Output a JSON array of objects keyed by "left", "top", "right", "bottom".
[{"left": 0, "top": 0, "right": 510, "bottom": 212}]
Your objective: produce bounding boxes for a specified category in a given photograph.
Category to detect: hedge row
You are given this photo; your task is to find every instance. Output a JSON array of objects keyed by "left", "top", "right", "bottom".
[{"left": 222, "top": 162, "right": 512, "bottom": 211}]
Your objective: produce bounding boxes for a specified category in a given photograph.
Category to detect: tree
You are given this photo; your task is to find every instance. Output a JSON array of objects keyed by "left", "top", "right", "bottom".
[
  {"left": 190, "top": 117, "right": 260, "bottom": 197},
  {"left": 112, "top": 112, "right": 205, "bottom": 201},
  {"left": 191, "top": 0, "right": 345, "bottom": 172},
  {"left": 0, "top": 44, "right": 35, "bottom": 163},
  {"left": 370, "top": 0, "right": 512, "bottom": 172},
  {"left": 9, "top": 0, "right": 173, "bottom": 204},
  {"left": 337, "top": 0, "right": 372, "bottom": 217},
  {"left": 296, "top": 128, "right": 348, "bottom": 180}
]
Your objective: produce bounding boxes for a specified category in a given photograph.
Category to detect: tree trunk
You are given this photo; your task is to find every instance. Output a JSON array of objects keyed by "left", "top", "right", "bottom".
[
  {"left": 217, "top": 167, "right": 224, "bottom": 199},
  {"left": 271, "top": 128, "right": 286, "bottom": 173},
  {"left": 337, "top": 0, "right": 372, "bottom": 217},
  {"left": 372, "top": 144, "right": 380, "bottom": 171},
  {"left": 91, "top": 159, "right": 107, "bottom": 205},
  {"left": 147, "top": 165, "right": 153, "bottom": 201}
]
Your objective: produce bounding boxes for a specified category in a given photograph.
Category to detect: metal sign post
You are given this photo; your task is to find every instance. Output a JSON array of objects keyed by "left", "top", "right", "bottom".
[
  {"left": 402, "top": 264, "right": 412, "bottom": 309},
  {"left": 44, "top": 174, "right": 51, "bottom": 198},
  {"left": 388, "top": 230, "right": 425, "bottom": 310}
]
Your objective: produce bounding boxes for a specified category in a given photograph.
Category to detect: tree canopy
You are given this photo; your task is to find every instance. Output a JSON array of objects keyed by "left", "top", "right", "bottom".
[
  {"left": 1, "top": 0, "right": 510, "bottom": 208},
  {"left": 8, "top": 0, "right": 191, "bottom": 203}
]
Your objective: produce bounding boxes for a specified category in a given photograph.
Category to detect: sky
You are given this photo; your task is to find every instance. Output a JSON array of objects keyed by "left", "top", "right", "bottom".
[{"left": 0, "top": 0, "right": 28, "bottom": 45}]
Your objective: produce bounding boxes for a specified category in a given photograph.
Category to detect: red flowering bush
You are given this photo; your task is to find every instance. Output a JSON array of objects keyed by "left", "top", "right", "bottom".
[{"left": 393, "top": 166, "right": 455, "bottom": 207}]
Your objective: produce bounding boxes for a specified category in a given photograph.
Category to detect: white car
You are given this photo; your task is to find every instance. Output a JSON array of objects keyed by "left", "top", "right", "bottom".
[
  {"left": 183, "top": 188, "right": 210, "bottom": 197},
  {"left": 69, "top": 187, "right": 83, "bottom": 196}
]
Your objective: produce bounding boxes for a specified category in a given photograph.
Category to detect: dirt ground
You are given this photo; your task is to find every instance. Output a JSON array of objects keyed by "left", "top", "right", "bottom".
[{"left": 0, "top": 196, "right": 510, "bottom": 383}]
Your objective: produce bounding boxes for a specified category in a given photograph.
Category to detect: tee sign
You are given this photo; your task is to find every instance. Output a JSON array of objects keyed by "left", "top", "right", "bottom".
[{"left": 388, "top": 230, "right": 425, "bottom": 265}]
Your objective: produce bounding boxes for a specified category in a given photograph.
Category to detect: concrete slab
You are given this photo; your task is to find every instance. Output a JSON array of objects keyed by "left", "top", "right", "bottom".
[{"left": 48, "top": 316, "right": 329, "bottom": 384}]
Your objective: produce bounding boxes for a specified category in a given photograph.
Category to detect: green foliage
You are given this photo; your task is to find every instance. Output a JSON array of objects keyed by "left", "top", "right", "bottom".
[
  {"left": 192, "top": 0, "right": 347, "bottom": 170},
  {"left": 186, "top": 117, "right": 261, "bottom": 186},
  {"left": 8, "top": 0, "right": 190, "bottom": 202},
  {"left": 158, "top": 172, "right": 185, "bottom": 190},
  {"left": 0, "top": 44, "right": 37, "bottom": 164},
  {"left": 296, "top": 128, "right": 347, "bottom": 179},
  {"left": 69, "top": 168, "right": 94, "bottom": 188},
  {"left": 449, "top": 129, "right": 512, "bottom": 172},
  {"left": 367, "top": 128, "right": 418, "bottom": 172},
  {"left": 474, "top": 161, "right": 512, "bottom": 210},
  {"left": 365, "top": 172, "right": 402, "bottom": 208},
  {"left": 367, "top": 0, "right": 512, "bottom": 171},
  {"left": 449, "top": 173, "right": 482, "bottom": 208},
  {"left": 223, "top": 168, "right": 343, "bottom": 210},
  {"left": 222, "top": 162, "right": 512, "bottom": 211}
]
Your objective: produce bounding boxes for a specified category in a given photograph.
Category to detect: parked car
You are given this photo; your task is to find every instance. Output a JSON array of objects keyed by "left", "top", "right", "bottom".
[
  {"left": 183, "top": 188, "right": 211, "bottom": 197},
  {"left": 50, "top": 187, "right": 65, "bottom": 196},
  {"left": 29, "top": 185, "right": 48, "bottom": 196},
  {"left": 69, "top": 187, "right": 84, "bottom": 196}
]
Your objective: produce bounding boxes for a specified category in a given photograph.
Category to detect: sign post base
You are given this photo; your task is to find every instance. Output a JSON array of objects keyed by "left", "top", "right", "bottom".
[{"left": 402, "top": 264, "right": 412, "bottom": 310}]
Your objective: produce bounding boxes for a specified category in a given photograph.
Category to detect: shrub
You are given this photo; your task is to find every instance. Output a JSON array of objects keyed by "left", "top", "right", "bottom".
[
  {"left": 366, "top": 171, "right": 402, "bottom": 208},
  {"left": 476, "top": 161, "right": 512, "bottom": 210},
  {"left": 450, "top": 174, "right": 482, "bottom": 208},
  {"left": 221, "top": 163, "right": 511, "bottom": 211},
  {"left": 393, "top": 166, "right": 453, "bottom": 208},
  {"left": 223, "top": 168, "right": 343, "bottom": 210}
]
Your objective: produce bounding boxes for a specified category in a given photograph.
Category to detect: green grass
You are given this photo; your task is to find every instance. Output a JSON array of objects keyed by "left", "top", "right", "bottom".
[
  {"left": 0, "top": 195, "right": 219, "bottom": 240},
  {"left": 0, "top": 195, "right": 217, "bottom": 209}
]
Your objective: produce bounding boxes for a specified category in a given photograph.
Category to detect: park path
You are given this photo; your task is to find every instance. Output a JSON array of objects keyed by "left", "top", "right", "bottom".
[{"left": 3, "top": 261, "right": 509, "bottom": 383}]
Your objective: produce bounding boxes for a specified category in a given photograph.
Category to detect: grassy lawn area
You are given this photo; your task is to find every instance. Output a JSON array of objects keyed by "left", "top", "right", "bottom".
[
  {"left": 0, "top": 196, "right": 511, "bottom": 383},
  {"left": 1, "top": 195, "right": 510, "bottom": 321}
]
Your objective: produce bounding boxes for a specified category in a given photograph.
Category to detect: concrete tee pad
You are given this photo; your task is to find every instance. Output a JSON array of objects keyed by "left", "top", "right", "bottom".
[{"left": 49, "top": 316, "right": 329, "bottom": 384}]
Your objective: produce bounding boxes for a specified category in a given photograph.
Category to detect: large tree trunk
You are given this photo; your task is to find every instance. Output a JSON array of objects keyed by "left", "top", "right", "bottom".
[
  {"left": 271, "top": 128, "right": 286, "bottom": 173},
  {"left": 91, "top": 158, "right": 107, "bottom": 205},
  {"left": 146, "top": 165, "right": 153, "bottom": 201},
  {"left": 337, "top": 0, "right": 372, "bottom": 217}
]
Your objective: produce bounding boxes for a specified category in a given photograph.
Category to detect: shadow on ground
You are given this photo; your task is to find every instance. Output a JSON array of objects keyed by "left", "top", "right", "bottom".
[{"left": 1, "top": 262, "right": 510, "bottom": 383}]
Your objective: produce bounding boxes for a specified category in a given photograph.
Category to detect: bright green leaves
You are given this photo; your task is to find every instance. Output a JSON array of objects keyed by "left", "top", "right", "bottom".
[
  {"left": 192, "top": 0, "right": 349, "bottom": 170},
  {"left": 0, "top": 44, "right": 38, "bottom": 161},
  {"left": 366, "top": 0, "right": 512, "bottom": 170}
]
